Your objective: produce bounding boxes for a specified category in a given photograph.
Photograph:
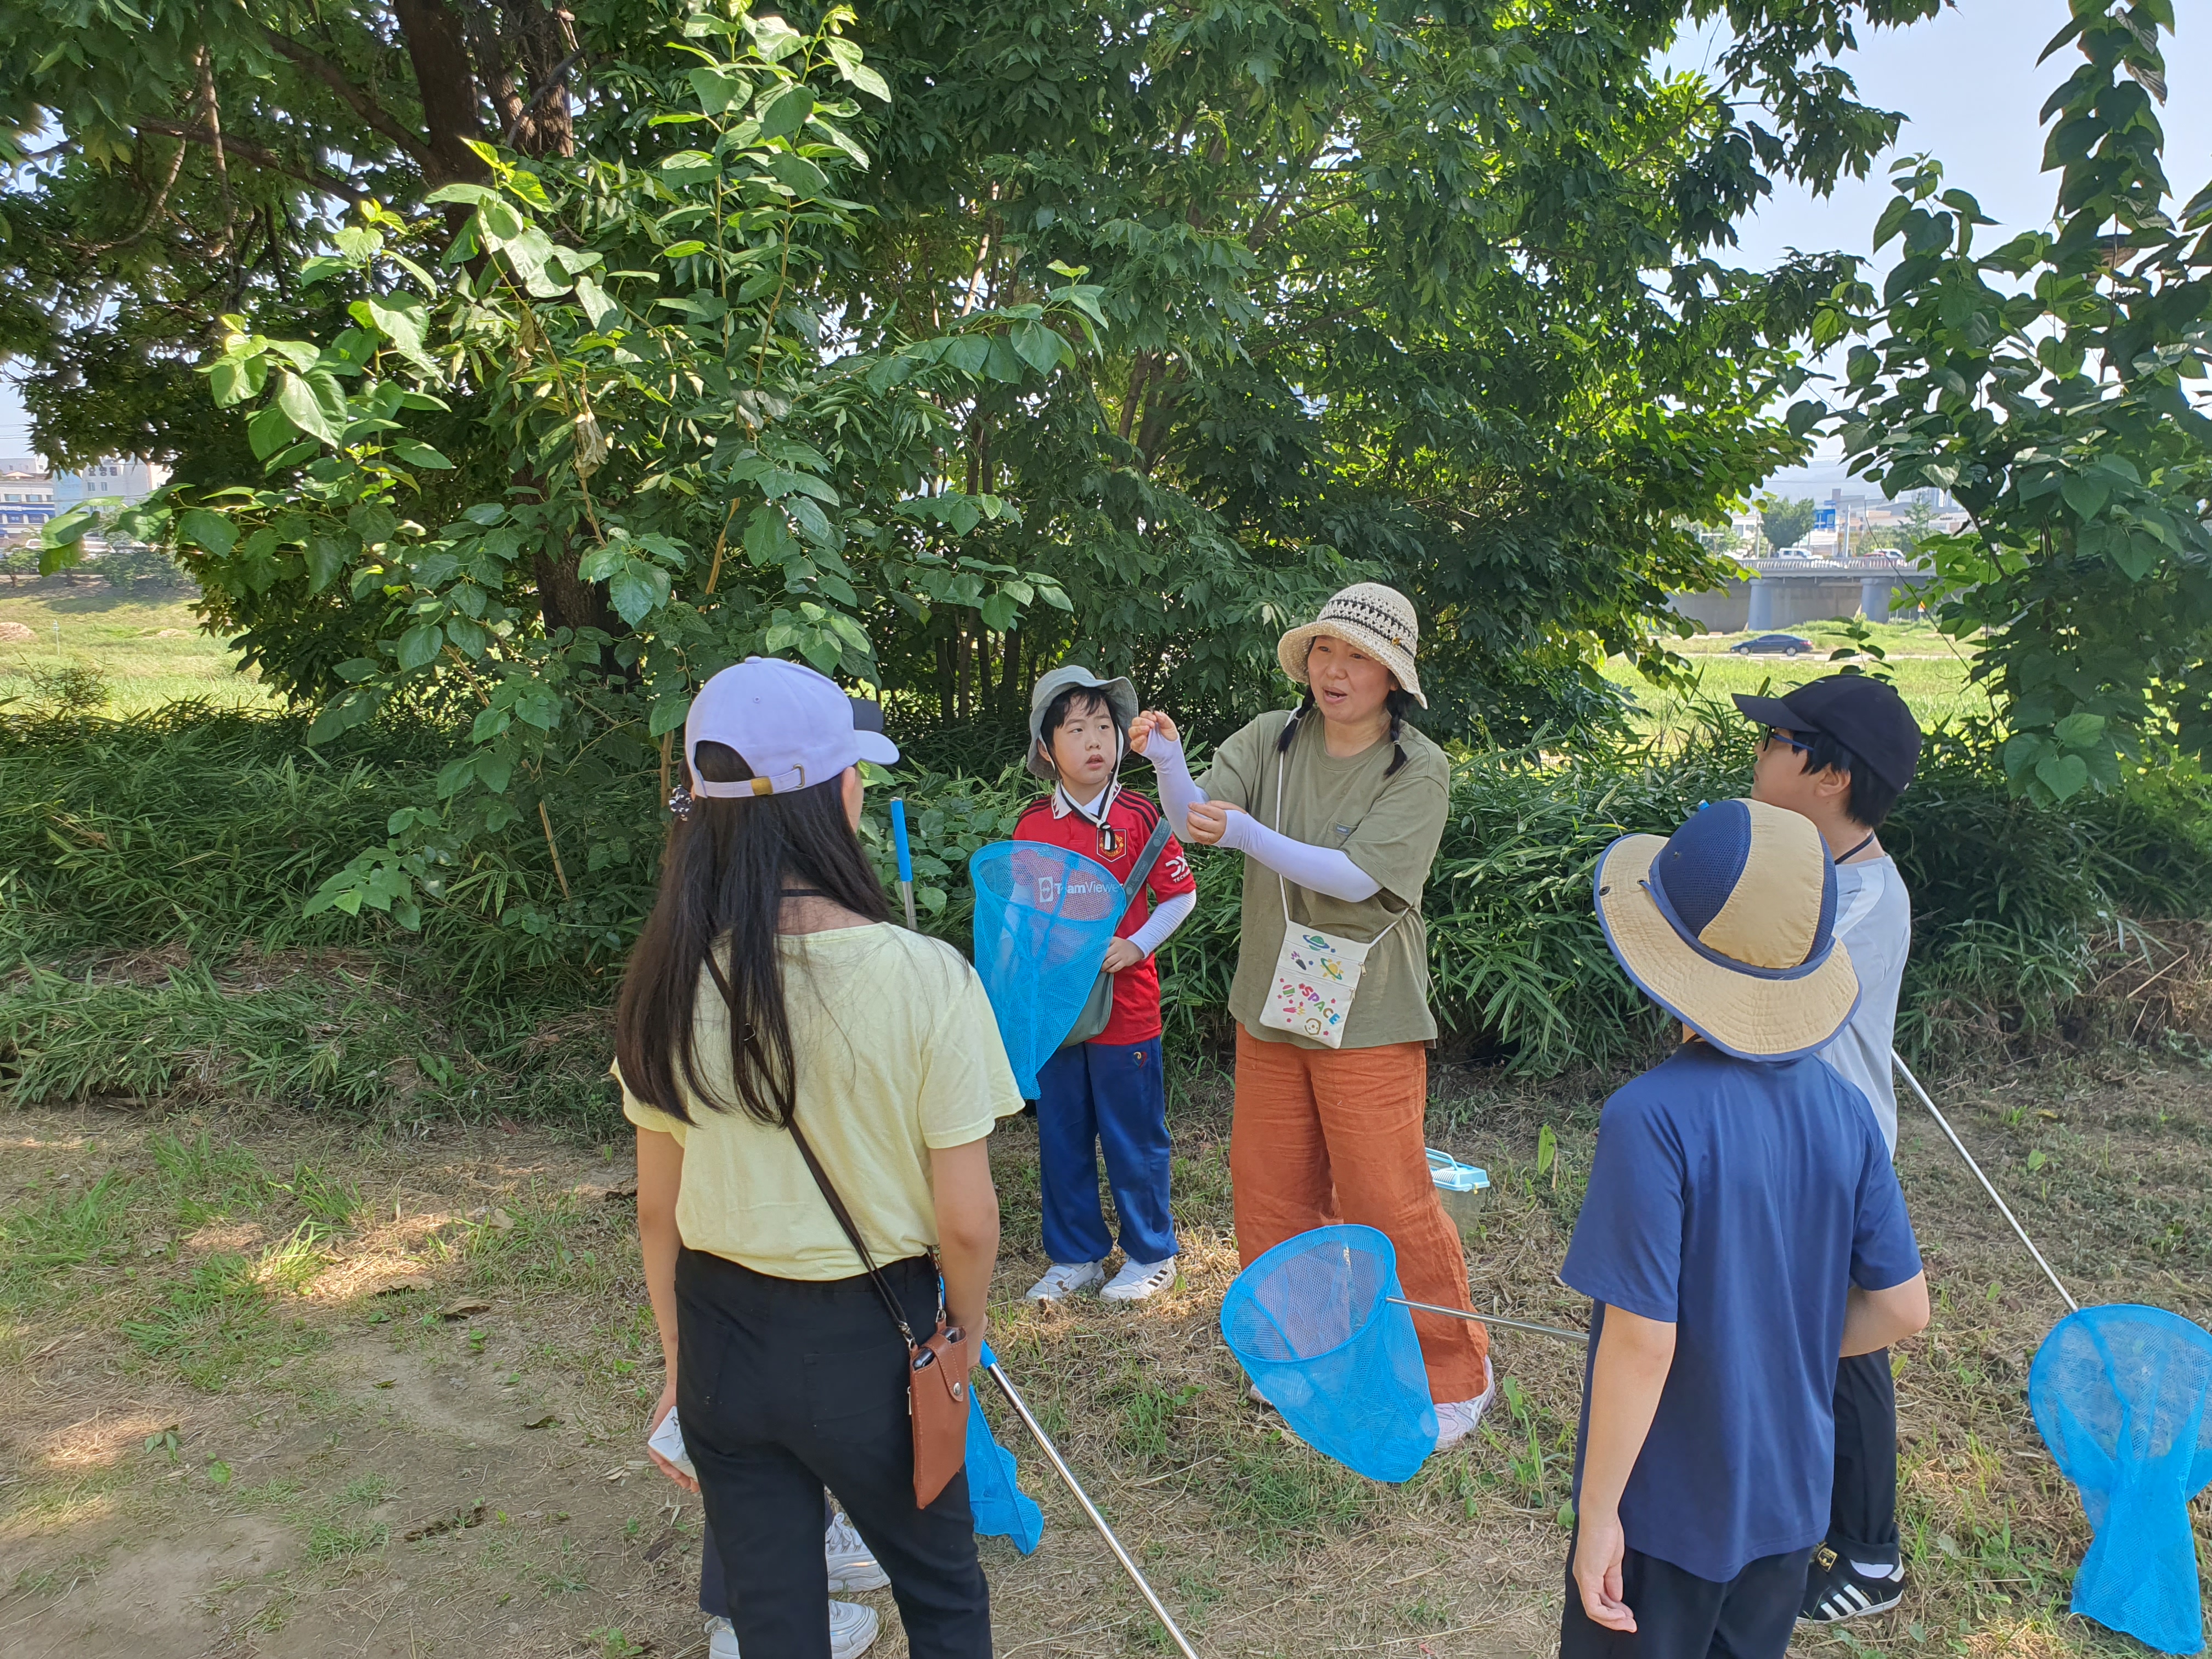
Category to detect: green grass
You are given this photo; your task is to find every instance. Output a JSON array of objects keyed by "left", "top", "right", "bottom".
[
  {"left": 0, "top": 577, "right": 277, "bottom": 718},
  {"left": 117, "top": 1245, "right": 329, "bottom": 1390},
  {"left": 1604, "top": 618, "right": 1988, "bottom": 732}
]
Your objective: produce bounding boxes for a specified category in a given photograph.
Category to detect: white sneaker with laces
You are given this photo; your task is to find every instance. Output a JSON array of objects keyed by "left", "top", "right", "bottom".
[
  {"left": 706, "top": 1600, "right": 879, "bottom": 1659},
  {"left": 823, "top": 1510, "right": 889, "bottom": 1592},
  {"left": 1100, "top": 1256, "right": 1178, "bottom": 1302},
  {"left": 1025, "top": 1260, "right": 1105, "bottom": 1301},
  {"left": 1431, "top": 1356, "right": 1497, "bottom": 1452}
]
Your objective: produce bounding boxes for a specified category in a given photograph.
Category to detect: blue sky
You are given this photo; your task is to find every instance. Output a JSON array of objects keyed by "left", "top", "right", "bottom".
[{"left": 5, "top": 2, "right": 2208, "bottom": 478}]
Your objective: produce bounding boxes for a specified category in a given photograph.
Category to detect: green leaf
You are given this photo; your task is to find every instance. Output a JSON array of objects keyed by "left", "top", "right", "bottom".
[
  {"left": 2059, "top": 473, "right": 2111, "bottom": 521},
  {"left": 663, "top": 240, "right": 710, "bottom": 258},
  {"left": 397, "top": 622, "right": 445, "bottom": 672},
  {"left": 2053, "top": 710, "right": 2106, "bottom": 747},
  {"left": 176, "top": 507, "right": 236, "bottom": 560},
  {"left": 392, "top": 440, "right": 453, "bottom": 470},
  {"left": 765, "top": 153, "right": 830, "bottom": 199},
  {"left": 840, "top": 61, "right": 890, "bottom": 102},
  {"left": 353, "top": 293, "right": 430, "bottom": 361},
  {"left": 275, "top": 371, "right": 343, "bottom": 446},
  {"left": 758, "top": 85, "right": 813, "bottom": 141},
  {"left": 306, "top": 532, "right": 351, "bottom": 593},
  {"left": 649, "top": 695, "right": 692, "bottom": 738},
  {"left": 1535, "top": 1123, "right": 1556, "bottom": 1177},
  {"left": 607, "top": 560, "right": 671, "bottom": 624},
  {"left": 208, "top": 353, "right": 268, "bottom": 407},
  {"left": 2034, "top": 752, "right": 2090, "bottom": 802},
  {"left": 1010, "top": 319, "right": 1064, "bottom": 375}
]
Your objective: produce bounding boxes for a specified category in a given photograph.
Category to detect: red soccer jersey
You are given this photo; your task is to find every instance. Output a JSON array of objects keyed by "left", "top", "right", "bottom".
[{"left": 1012, "top": 786, "right": 1196, "bottom": 1045}]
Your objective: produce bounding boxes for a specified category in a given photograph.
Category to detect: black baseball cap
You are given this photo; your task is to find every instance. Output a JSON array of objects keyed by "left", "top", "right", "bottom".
[{"left": 1732, "top": 676, "right": 1923, "bottom": 793}]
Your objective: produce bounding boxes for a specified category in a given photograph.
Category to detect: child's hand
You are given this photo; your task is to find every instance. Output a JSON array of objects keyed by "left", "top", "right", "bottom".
[
  {"left": 1128, "top": 710, "right": 1180, "bottom": 755},
  {"left": 646, "top": 1383, "right": 699, "bottom": 1494},
  {"left": 1102, "top": 938, "right": 1144, "bottom": 974},
  {"left": 1183, "top": 800, "right": 1240, "bottom": 845},
  {"left": 1572, "top": 1510, "right": 1636, "bottom": 1633}
]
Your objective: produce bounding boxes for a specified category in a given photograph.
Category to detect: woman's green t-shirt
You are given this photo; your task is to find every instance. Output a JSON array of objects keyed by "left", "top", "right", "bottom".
[{"left": 1200, "top": 709, "right": 1451, "bottom": 1050}]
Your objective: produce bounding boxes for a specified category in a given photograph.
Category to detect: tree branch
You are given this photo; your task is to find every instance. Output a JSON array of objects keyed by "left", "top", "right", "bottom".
[
  {"left": 133, "top": 121, "right": 368, "bottom": 203},
  {"left": 258, "top": 26, "right": 436, "bottom": 170}
]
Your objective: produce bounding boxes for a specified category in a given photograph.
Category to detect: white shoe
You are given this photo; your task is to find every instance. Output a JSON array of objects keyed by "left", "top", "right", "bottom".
[
  {"left": 1431, "top": 1356, "right": 1497, "bottom": 1451},
  {"left": 1025, "top": 1260, "right": 1105, "bottom": 1301},
  {"left": 823, "top": 1510, "right": 889, "bottom": 1592},
  {"left": 1100, "top": 1256, "right": 1178, "bottom": 1302},
  {"left": 706, "top": 1601, "right": 879, "bottom": 1659}
]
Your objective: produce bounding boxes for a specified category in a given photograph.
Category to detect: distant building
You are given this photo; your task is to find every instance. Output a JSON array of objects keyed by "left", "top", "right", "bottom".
[
  {"left": 0, "top": 463, "right": 57, "bottom": 533},
  {"left": 55, "top": 456, "right": 170, "bottom": 506}
]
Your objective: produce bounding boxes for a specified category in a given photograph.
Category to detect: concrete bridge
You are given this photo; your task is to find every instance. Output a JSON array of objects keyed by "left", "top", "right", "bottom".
[{"left": 1669, "top": 558, "right": 1937, "bottom": 633}]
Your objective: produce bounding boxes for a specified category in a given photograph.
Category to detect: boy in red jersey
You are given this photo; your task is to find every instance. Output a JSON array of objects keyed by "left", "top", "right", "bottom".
[{"left": 1014, "top": 667, "right": 1197, "bottom": 1302}]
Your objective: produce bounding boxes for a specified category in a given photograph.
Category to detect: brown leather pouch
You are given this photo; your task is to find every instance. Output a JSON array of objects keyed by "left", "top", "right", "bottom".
[{"left": 906, "top": 1323, "right": 971, "bottom": 1508}]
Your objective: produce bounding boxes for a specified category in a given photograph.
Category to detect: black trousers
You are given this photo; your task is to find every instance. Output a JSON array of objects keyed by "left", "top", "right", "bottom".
[
  {"left": 1829, "top": 1348, "right": 1899, "bottom": 1562},
  {"left": 1559, "top": 1536, "right": 1814, "bottom": 1659},
  {"left": 675, "top": 1246, "right": 991, "bottom": 1659}
]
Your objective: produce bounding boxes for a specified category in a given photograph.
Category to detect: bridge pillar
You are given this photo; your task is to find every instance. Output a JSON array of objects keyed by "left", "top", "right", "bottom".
[
  {"left": 1860, "top": 576, "right": 1892, "bottom": 624},
  {"left": 1745, "top": 578, "right": 1778, "bottom": 631}
]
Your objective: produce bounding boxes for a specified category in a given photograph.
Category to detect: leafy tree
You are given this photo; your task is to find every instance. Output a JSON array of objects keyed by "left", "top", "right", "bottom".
[
  {"left": 1805, "top": 0, "right": 2212, "bottom": 804},
  {"left": 44, "top": 7, "right": 1091, "bottom": 962},
  {"left": 831, "top": 0, "right": 1950, "bottom": 732},
  {"left": 1756, "top": 493, "right": 1817, "bottom": 551},
  {"left": 14, "top": 1, "right": 1955, "bottom": 738}
]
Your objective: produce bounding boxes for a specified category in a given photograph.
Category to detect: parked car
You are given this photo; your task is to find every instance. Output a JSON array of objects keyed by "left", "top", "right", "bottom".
[{"left": 1730, "top": 632, "right": 1813, "bottom": 656}]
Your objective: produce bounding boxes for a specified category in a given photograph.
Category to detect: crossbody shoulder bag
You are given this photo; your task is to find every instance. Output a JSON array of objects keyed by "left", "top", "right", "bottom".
[
  {"left": 1254, "top": 729, "right": 1408, "bottom": 1049},
  {"left": 702, "top": 951, "right": 970, "bottom": 1509},
  {"left": 1060, "top": 810, "right": 1175, "bottom": 1049}
]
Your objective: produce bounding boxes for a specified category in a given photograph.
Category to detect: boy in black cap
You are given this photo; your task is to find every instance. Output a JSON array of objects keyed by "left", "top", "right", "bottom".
[{"left": 1733, "top": 674, "right": 1924, "bottom": 1624}]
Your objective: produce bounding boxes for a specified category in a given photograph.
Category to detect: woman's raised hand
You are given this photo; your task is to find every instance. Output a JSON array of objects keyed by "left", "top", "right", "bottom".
[
  {"left": 1127, "top": 710, "right": 1180, "bottom": 756},
  {"left": 1184, "top": 800, "right": 1241, "bottom": 846}
]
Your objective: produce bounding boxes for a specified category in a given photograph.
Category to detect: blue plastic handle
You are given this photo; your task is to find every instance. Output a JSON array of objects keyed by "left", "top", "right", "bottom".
[{"left": 890, "top": 798, "right": 914, "bottom": 883}]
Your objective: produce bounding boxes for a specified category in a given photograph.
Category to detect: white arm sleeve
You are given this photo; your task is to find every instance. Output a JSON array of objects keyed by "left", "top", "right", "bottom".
[
  {"left": 1124, "top": 888, "right": 1196, "bottom": 957},
  {"left": 1142, "top": 733, "right": 1209, "bottom": 838},
  {"left": 1141, "top": 730, "right": 1381, "bottom": 902},
  {"left": 1217, "top": 811, "right": 1382, "bottom": 902}
]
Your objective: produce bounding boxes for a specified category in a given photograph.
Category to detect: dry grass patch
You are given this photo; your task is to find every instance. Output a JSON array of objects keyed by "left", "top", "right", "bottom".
[{"left": 2, "top": 1047, "right": 2209, "bottom": 1656}]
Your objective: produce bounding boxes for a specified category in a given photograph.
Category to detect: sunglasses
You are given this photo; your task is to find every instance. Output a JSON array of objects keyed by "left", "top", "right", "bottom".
[{"left": 1763, "top": 728, "right": 1814, "bottom": 757}]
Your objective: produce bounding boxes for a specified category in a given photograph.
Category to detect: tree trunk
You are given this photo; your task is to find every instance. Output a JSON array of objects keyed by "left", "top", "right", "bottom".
[{"left": 392, "top": 0, "right": 490, "bottom": 186}]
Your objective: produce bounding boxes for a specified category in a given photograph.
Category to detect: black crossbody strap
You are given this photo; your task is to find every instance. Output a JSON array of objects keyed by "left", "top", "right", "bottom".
[
  {"left": 700, "top": 947, "right": 919, "bottom": 1347},
  {"left": 785, "top": 1116, "right": 918, "bottom": 1347}
]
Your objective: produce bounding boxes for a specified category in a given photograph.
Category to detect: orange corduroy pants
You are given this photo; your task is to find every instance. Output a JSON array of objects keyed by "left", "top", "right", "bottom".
[{"left": 1230, "top": 1025, "right": 1490, "bottom": 1403}]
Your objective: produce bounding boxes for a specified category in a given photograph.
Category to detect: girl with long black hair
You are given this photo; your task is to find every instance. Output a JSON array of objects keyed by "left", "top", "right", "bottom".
[{"left": 616, "top": 657, "right": 1021, "bottom": 1659}]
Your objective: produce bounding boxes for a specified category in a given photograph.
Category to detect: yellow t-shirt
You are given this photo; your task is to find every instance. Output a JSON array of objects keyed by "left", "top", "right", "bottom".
[{"left": 618, "top": 923, "right": 1024, "bottom": 1280}]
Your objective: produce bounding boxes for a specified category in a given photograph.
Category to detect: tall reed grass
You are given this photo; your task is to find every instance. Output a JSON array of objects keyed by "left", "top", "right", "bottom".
[{"left": 4, "top": 703, "right": 2208, "bottom": 1111}]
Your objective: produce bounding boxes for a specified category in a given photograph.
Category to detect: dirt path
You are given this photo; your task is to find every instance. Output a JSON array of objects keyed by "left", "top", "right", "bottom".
[{"left": 4, "top": 1052, "right": 2207, "bottom": 1657}]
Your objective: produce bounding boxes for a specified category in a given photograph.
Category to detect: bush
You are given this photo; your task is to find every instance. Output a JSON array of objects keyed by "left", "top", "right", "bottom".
[
  {"left": 5, "top": 703, "right": 2208, "bottom": 1103},
  {"left": 19, "top": 660, "right": 111, "bottom": 716}
]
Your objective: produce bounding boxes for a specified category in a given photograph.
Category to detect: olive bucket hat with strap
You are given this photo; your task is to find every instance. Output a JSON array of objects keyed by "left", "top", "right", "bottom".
[{"left": 1025, "top": 665, "right": 1139, "bottom": 782}]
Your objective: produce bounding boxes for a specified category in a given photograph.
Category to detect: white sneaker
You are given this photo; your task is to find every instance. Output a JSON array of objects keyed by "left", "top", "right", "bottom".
[
  {"left": 706, "top": 1601, "right": 879, "bottom": 1659},
  {"left": 1025, "top": 1260, "right": 1105, "bottom": 1301},
  {"left": 1101, "top": 1255, "right": 1178, "bottom": 1302},
  {"left": 1431, "top": 1356, "right": 1497, "bottom": 1451},
  {"left": 823, "top": 1510, "right": 889, "bottom": 1592}
]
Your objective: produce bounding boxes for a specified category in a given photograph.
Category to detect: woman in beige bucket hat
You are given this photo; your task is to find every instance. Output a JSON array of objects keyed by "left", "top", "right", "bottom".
[{"left": 1127, "top": 583, "right": 1495, "bottom": 1449}]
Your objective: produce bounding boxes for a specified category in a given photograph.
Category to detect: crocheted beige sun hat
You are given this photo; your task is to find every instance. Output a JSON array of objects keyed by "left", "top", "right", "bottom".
[{"left": 1275, "top": 583, "right": 1424, "bottom": 707}]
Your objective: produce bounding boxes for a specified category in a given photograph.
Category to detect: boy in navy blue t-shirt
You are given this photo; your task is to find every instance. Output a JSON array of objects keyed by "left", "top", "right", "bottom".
[{"left": 1564, "top": 798, "right": 1929, "bottom": 1657}]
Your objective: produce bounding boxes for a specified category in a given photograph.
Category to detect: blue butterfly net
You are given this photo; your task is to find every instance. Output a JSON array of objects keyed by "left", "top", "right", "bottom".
[
  {"left": 1220, "top": 1224, "right": 1438, "bottom": 1483},
  {"left": 967, "top": 1340, "right": 1043, "bottom": 1554},
  {"left": 970, "top": 842, "right": 1125, "bottom": 1097},
  {"left": 2030, "top": 1304, "right": 2212, "bottom": 1654}
]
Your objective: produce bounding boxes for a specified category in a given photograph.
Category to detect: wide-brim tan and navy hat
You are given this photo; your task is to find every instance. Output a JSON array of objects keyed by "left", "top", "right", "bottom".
[
  {"left": 1276, "top": 583, "right": 1425, "bottom": 707},
  {"left": 1594, "top": 798, "right": 1860, "bottom": 1061}
]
